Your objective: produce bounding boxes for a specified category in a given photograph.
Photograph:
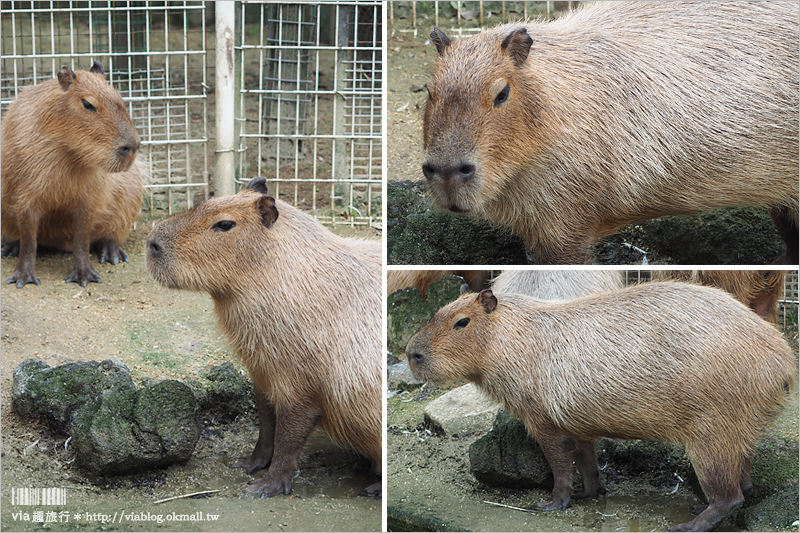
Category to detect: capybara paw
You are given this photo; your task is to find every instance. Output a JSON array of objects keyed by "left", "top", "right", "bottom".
[
  {"left": 574, "top": 485, "right": 606, "bottom": 501},
  {"left": 232, "top": 455, "right": 271, "bottom": 475},
  {"left": 65, "top": 266, "right": 101, "bottom": 286},
  {"left": 7, "top": 270, "right": 40, "bottom": 288},
  {"left": 244, "top": 473, "right": 293, "bottom": 498},
  {"left": 1, "top": 241, "right": 20, "bottom": 257},
  {"left": 531, "top": 497, "right": 570, "bottom": 511},
  {"left": 689, "top": 504, "right": 708, "bottom": 516},
  {"left": 360, "top": 482, "right": 381, "bottom": 499},
  {"left": 96, "top": 241, "right": 129, "bottom": 265}
]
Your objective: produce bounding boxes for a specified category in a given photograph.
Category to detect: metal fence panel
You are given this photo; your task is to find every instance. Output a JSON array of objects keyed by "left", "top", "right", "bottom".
[{"left": 1, "top": 0, "right": 211, "bottom": 215}]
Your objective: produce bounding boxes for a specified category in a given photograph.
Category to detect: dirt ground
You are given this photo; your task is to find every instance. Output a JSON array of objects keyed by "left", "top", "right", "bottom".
[{"left": 0, "top": 218, "right": 381, "bottom": 532}]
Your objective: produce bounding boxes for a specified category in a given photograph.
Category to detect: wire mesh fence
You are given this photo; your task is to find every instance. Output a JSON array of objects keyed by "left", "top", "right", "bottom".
[
  {"left": 235, "top": 1, "right": 382, "bottom": 227},
  {"left": 0, "top": 1, "right": 211, "bottom": 215}
]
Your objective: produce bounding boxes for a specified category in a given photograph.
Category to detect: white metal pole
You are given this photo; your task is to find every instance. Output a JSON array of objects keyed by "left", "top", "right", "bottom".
[{"left": 215, "top": 1, "right": 237, "bottom": 197}]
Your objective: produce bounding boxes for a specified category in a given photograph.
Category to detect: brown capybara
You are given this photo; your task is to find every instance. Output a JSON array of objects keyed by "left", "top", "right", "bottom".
[
  {"left": 146, "top": 177, "right": 382, "bottom": 498},
  {"left": 652, "top": 270, "right": 786, "bottom": 323},
  {"left": 1, "top": 61, "right": 143, "bottom": 287},
  {"left": 422, "top": 2, "right": 799, "bottom": 265},
  {"left": 387, "top": 269, "right": 489, "bottom": 299},
  {"left": 406, "top": 282, "right": 795, "bottom": 531},
  {"left": 491, "top": 269, "right": 622, "bottom": 298}
]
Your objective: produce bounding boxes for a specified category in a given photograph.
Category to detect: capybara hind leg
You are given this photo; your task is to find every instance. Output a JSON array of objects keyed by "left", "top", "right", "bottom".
[
  {"left": 529, "top": 430, "right": 576, "bottom": 511},
  {"left": 232, "top": 385, "right": 275, "bottom": 474},
  {"left": 65, "top": 210, "right": 100, "bottom": 286},
  {"left": 93, "top": 239, "right": 129, "bottom": 265},
  {"left": 769, "top": 205, "right": 799, "bottom": 264},
  {"left": 671, "top": 448, "right": 744, "bottom": 531},
  {"left": 1, "top": 241, "right": 20, "bottom": 258},
  {"left": 360, "top": 481, "right": 381, "bottom": 498},
  {"left": 245, "top": 405, "right": 319, "bottom": 498},
  {"left": 574, "top": 440, "right": 605, "bottom": 500}
]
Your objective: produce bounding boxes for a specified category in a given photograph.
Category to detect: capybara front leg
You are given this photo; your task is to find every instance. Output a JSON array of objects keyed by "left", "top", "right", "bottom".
[
  {"left": 65, "top": 210, "right": 100, "bottom": 286},
  {"left": 528, "top": 430, "right": 577, "bottom": 511},
  {"left": 6, "top": 213, "right": 40, "bottom": 288},
  {"left": 232, "top": 384, "right": 275, "bottom": 474},
  {"left": 245, "top": 404, "right": 319, "bottom": 498},
  {"left": 1, "top": 241, "right": 20, "bottom": 258},
  {"left": 94, "top": 239, "right": 129, "bottom": 265},
  {"left": 573, "top": 439, "right": 605, "bottom": 500}
]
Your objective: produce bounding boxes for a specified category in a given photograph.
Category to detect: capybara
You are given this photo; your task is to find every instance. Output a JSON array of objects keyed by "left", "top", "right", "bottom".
[
  {"left": 388, "top": 269, "right": 489, "bottom": 299},
  {"left": 491, "top": 269, "right": 622, "bottom": 299},
  {"left": 406, "top": 282, "right": 795, "bottom": 531},
  {"left": 146, "top": 177, "right": 382, "bottom": 498},
  {"left": 652, "top": 270, "right": 786, "bottom": 323},
  {"left": 422, "top": 2, "right": 799, "bottom": 264},
  {"left": 1, "top": 61, "right": 143, "bottom": 287}
]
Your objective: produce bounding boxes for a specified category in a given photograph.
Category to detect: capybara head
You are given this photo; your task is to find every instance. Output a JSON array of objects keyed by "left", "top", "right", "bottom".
[
  {"left": 146, "top": 178, "right": 280, "bottom": 296},
  {"left": 422, "top": 26, "right": 541, "bottom": 215},
  {"left": 48, "top": 61, "right": 140, "bottom": 173},
  {"left": 406, "top": 284, "right": 498, "bottom": 384}
]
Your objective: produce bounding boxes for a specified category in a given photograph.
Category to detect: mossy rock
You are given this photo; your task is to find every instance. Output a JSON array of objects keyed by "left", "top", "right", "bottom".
[
  {"left": 187, "top": 362, "right": 254, "bottom": 423},
  {"left": 736, "top": 483, "right": 799, "bottom": 531},
  {"left": 387, "top": 276, "right": 464, "bottom": 356}
]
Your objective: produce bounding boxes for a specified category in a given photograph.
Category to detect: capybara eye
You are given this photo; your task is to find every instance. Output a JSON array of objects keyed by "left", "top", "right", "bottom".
[
  {"left": 81, "top": 99, "right": 96, "bottom": 112},
  {"left": 494, "top": 84, "right": 510, "bottom": 106},
  {"left": 453, "top": 317, "right": 470, "bottom": 330},
  {"left": 212, "top": 220, "right": 237, "bottom": 232}
]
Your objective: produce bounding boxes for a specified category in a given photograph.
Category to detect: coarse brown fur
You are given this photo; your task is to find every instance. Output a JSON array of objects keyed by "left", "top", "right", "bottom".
[
  {"left": 491, "top": 269, "right": 622, "bottom": 298},
  {"left": 146, "top": 178, "right": 382, "bottom": 498},
  {"left": 406, "top": 282, "right": 795, "bottom": 531},
  {"left": 652, "top": 270, "right": 787, "bottom": 323},
  {"left": 1, "top": 62, "right": 143, "bottom": 287},
  {"left": 387, "top": 270, "right": 489, "bottom": 299},
  {"left": 423, "top": 2, "right": 799, "bottom": 264}
]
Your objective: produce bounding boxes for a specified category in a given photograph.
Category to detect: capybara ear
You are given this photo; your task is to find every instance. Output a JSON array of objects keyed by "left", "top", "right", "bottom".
[
  {"left": 57, "top": 66, "right": 76, "bottom": 91},
  {"left": 460, "top": 283, "right": 471, "bottom": 295},
  {"left": 89, "top": 61, "right": 105, "bottom": 75},
  {"left": 500, "top": 28, "right": 533, "bottom": 67},
  {"left": 430, "top": 27, "right": 452, "bottom": 56},
  {"left": 478, "top": 289, "right": 497, "bottom": 313},
  {"left": 256, "top": 195, "right": 279, "bottom": 228},
  {"left": 246, "top": 177, "right": 270, "bottom": 195}
]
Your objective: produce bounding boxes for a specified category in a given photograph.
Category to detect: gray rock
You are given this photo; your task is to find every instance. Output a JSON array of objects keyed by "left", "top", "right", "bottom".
[
  {"left": 188, "top": 362, "right": 254, "bottom": 422},
  {"left": 12, "top": 359, "right": 135, "bottom": 433},
  {"left": 736, "top": 483, "right": 799, "bottom": 531},
  {"left": 71, "top": 380, "right": 200, "bottom": 475},
  {"left": 388, "top": 361, "right": 423, "bottom": 390},
  {"left": 424, "top": 383, "right": 501, "bottom": 436},
  {"left": 468, "top": 411, "right": 553, "bottom": 489}
]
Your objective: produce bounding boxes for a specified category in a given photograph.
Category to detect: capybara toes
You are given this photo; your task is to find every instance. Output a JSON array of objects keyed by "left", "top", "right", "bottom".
[
  {"left": 1, "top": 61, "right": 143, "bottom": 287},
  {"left": 406, "top": 282, "right": 795, "bottom": 531},
  {"left": 146, "top": 178, "right": 382, "bottom": 498},
  {"left": 422, "top": 2, "right": 799, "bottom": 264}
]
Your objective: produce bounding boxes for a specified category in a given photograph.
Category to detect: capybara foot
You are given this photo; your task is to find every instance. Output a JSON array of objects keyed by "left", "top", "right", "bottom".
[
  {"left": 574, "top": 485, "right": 607, "bottom": 501},
  {"left": 94, "top": 240, "right": 129, "bottom": 265},
  {"left": 689, "top": 504, "right": 708, "bottom": 516},
  {"left": 232, "top": 454, "right": 271, "bottom": 475},
  {"left": 65, "top": 265, "right": 101, "bottom": 286},
  {"left": 360, "top": 482, "right": 381, "bottom": 498},
  {"left": 7, "top": 267, "right": 40, "bottom": 288},
  {"left": 1, "top": 241, "right": 20, "bottom": 257},
  {"left": 244, "top": 472, "right": 293, "bottom": 498},
  {"left": 530, "top": 497, "right": 570, "bottom": 511}
]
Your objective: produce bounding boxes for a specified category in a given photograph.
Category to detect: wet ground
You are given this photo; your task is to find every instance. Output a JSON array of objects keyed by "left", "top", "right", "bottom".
[{"left": 0, "top": 216, "right": 381, "bottom": 532}]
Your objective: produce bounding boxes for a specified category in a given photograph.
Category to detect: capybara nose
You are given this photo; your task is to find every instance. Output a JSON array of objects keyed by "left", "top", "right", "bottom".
[
  {"left": 118, "top": 140, "right": 139, "bottom": 158},
  {"left": 407, "top": 351, "right": 424, "bottom": 365},
  {"left": 147, "top": 238, "right": 162, "bottom": 257},
  {"left": 422, "top": 161, "right": 475, "bottom": 183}
]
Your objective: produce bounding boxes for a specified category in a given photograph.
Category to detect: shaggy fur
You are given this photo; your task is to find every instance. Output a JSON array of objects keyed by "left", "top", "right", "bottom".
[
  {"left": 146, "top": 179, "right": 382, "bottom": 498},
  {"left": 423, "top": 2, "right": 799, "bottom": 264},
  {"left": 1, "top": 62, "right": 143, "bottom": 286},
  {"left": 407, "top": 282, "right": 795, "bottom": 531},
  {"left": 387, "top": 270, "right": 489, "bottom": 299},
  {"left": 491, "top": 269, "right": 622, "bottom": 298}
]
